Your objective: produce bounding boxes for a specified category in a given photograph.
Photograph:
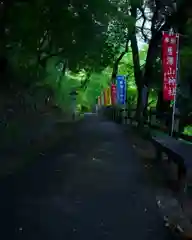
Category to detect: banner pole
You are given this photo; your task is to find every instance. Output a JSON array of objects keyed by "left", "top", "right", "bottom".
[{"left": 171, "top": 33, "right": 180, "bottom": 137}]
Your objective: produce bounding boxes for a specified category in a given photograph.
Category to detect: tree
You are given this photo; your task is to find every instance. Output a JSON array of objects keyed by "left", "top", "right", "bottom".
[
  {"left": 128, "top": 0, "right": 192, "bottom": 118},
  {"left": 0, "top": 0, "right": 121, "bottom": 90}
]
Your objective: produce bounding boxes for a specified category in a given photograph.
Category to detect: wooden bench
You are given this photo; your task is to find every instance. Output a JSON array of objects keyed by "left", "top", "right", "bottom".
[{"left": 151, "top": 135, "right": 192, "bottom": 193}]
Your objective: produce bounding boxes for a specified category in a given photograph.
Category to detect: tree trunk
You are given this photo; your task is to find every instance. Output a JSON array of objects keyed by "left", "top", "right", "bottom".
[
  {"left": 58, "top": 60, "right": 68, "bottom": 88},
  {"left": 0, "top": 1, "right": 9, "bottom": 89},
  {"left": 136, "top": 86, "right": 142, "bottom": 119},
  {"left": 111, "top": 37, "right": 129, "bottom": 84},
  {"left": 156, "top": 90, "right": 171, "bottom": 113},
  {"left": 130, "top": 6, "right": 142, "bottom": 118},
  {"left": 156, "top": 90, "right": 171, "bottom": 128},
  {"left": 111, "top": 61, "right": 119, "bottom": 84},
  {"left": 143, "top": 90, "right": 149, "bottom": 117}
]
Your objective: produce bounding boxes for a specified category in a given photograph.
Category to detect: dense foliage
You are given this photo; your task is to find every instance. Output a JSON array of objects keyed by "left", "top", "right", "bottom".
[{"left": 0, "top": 0, "right": 192, "bottom": 132}]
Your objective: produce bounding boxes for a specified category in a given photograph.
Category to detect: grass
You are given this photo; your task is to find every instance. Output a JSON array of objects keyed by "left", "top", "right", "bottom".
[{"left": 184, "top": 125, "right": 192, "bottom": 136}]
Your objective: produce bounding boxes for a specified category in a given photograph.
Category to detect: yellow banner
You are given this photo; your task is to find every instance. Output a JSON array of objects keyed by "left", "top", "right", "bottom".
[
  {"left": 104, "top": 89, "right": 108, "bottom": 106},
  {"left": 105, "top": 87, "right": 111, "bottom": 106}
]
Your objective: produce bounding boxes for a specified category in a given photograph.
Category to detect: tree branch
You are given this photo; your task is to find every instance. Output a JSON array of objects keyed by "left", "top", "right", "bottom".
[
  {"left": 138, "top": 7, "right": 148, "bottom": 42},
  {"left": 147, "top": 99, "right": 156, "bottom": 107},
  {"left": 38, "top": 49, "right": 65, "bottom": 67},
  {"left": 111, "top": 34, "right": 130, "bottom": 83},
  {"left": 38, "top": 31, "right": 48, "bottom": 51},
  {"left": 79, "top": 72, "right": 91, "bottom": 90}
]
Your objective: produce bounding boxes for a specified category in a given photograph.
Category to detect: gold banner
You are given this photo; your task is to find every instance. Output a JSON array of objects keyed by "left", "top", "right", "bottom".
[{"left": 106, "top": 87, "right": 111, "bottom": 106}]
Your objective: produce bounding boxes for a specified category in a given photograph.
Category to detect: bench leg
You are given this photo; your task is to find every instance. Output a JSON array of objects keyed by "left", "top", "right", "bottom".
[{"left": 169, "top": 162, "right": 187, "bottom": 198}]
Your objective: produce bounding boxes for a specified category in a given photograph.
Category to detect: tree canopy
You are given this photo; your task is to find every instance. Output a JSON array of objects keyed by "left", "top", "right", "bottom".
[{"left": 0, "top": 0, "right": 192, "bottom": 131}]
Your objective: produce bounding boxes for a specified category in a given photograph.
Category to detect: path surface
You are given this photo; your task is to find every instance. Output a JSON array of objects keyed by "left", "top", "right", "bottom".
[{"left": 0, "top": 114, "right": 173, "bottom": 240}]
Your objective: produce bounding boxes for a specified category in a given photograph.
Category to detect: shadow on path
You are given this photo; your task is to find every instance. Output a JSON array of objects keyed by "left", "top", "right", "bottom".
[{"left": 0, "top": 114, "right": 174, "bottom": 240}]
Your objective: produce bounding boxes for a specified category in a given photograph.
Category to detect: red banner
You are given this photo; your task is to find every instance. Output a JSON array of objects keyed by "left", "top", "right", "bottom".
[
  {"left": 111, "top": 84, "right": 117, "bottom": 105},
  {"left": 162, "top": 32, "right": 178, "bottom": 101}
]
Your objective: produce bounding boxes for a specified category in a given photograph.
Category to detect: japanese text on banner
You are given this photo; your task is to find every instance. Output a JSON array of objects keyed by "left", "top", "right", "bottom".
[
  {"left": 116, "top": 75, "right": 126, "bottom": 105},
  {"left": 162, "top": 32, "right": 178, "bottom": 101}
]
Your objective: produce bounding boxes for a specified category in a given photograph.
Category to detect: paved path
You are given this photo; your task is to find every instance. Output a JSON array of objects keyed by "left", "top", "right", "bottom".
[{"left": 0, "top": 114, "right": 173, "bottom": 240}]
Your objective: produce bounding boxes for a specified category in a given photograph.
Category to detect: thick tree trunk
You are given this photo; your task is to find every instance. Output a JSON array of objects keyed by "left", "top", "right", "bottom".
[
  {"left": 143, "top": 90, "right": 149, "bottom": 117},
  {"left": 156, "top": 90, "right": 171, "bottom": 128},
  {"left": 130, "top": 7, "right": 142, "bottom": 119},
  {"left": 130, "top": 5, "right": 143, "bottom": 121},
  {"left": 136, "top": 86, "right": 142, "bottom": 118},
  {"left": 156, "top": 90, "right": 171, "bottom": 113}
]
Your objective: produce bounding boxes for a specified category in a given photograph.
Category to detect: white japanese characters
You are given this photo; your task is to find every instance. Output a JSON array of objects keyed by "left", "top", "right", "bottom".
[{"left": 162, "top": 33, "right": 178, "bottom": 100}]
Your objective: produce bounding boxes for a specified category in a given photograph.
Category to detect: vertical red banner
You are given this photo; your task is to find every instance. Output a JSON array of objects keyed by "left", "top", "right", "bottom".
[
  {"left": 111, "top": 84, "right": 117, "bottom": 105},
  {"left": 162, "top": 32, "right": 178, "bottom": 101}
]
